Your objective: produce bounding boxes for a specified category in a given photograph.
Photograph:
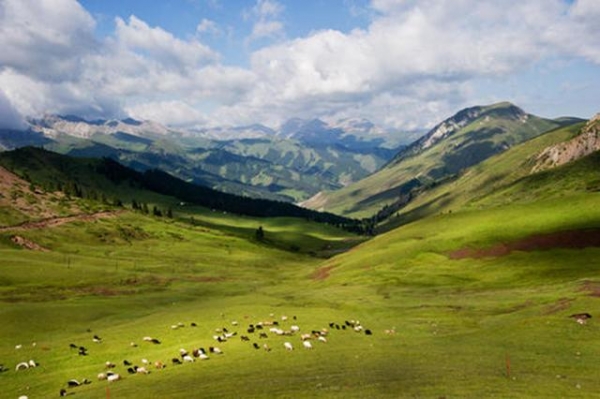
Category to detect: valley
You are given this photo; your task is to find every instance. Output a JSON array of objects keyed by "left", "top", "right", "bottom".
[{"left": 1, "top": 104, "right": 600, "bottom": 398}]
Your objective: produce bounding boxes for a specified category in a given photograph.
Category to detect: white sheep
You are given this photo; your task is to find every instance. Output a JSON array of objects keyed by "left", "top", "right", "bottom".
[
  {"left": 284, "top": 342, "right": 293, "bottom": 351},
  {"left": 199, "top": 353, "right": 209, "bottom": 360},
  {"left": 27, "top": 360, "right": 37, "bottom": 368},
  {"left": 15, "top": 362, "right": 29, "bottom": 371},
  {"left": 107, "top": 373, "right": 121, "bottom": 382},
  {"left": 290, "top": 325, "right": 300, "bottom": 333},
  {"left": 97, "top": 372, "right": 107, "bottom": 381},
  {"left": 300, "top": 333, "right": 312, "bottom": 341},
  {"left": 183, "top": 355, "right": 194, "bottom": 363},
  {"left": 318, "top": 336, "right": 327, "bottom": 343},
  {"left": 302, "top": 341, "right": 313, "bottom": 349}
]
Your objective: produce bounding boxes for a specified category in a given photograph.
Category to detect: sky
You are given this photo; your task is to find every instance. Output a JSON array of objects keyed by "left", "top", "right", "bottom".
[{"left": 0, "top": 0, "right": 599, "bottom": 133}]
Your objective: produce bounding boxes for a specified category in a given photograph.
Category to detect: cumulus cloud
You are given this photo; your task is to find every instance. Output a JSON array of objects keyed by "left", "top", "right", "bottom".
[
  {"left": 0, "top": 0, "right": 96, "bottom": 82},
  {"left": 0, "top": 0, "right": 598, "bottom": 131}
]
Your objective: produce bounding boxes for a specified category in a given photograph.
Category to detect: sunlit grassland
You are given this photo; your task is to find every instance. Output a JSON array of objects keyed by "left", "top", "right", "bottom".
[{"left": 2, "top": 192, "right": 600, "bottom": 397}]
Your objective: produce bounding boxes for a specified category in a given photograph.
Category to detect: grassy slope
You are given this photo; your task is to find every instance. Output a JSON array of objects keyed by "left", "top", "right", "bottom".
[
  {"left": 2, "top": 191, "right": 600, "bottom": 397},
  {"left": 383, "top": 122, "right": 587, "bottom": 229},
  {"left": 310, "top": 105, "right": 558, "bottom": 218}
]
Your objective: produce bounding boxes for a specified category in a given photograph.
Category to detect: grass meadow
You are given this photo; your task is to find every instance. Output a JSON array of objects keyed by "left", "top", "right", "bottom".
[{"left": 2, "top": 191, "right": 600, "bottom": 398}]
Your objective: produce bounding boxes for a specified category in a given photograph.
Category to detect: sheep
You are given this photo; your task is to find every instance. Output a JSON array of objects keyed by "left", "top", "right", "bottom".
[
  {"left": 365, "top": 329, "right": 372, "bottom": 335},
  {"left": 98, "top": 372, "right": 107, "bottom": 380},
  {"left": 263, "top": 343, "right": 271, "bottom": 352},
  {"left": 284, "top": 342, "right": 294, "bottom": 351},
  {"left": 127, "top": 367, "right": 136, "bottom": 374},
  {"left": 60, "top": 388, "right": 67, "bottom": 397},
  {"left": 241, "top": 335, "right": 250, "bottom": 342},
  {"left": 209, "top": 347, "right": 223, "bottom": 354},
  {"left": 172, "top": 358, "right": 182, "bottom": 365},
  {"left": 300, "top": 333, "right": 312, "bottom": 341},
  {"left": 69, "top": 343, "right": 78, "bottom": 349},
  {"left": 15, "top": 362, "right": 29, "bottom": 371},
  {"left": 107, "top": 373, "right": 121, "bottom": 382},
  {"left": 253, "top": 343, "right": 260, "bottom": 350},
  {"left": 28, "top": 360, "right": 38, "bottom": 368},
  {"left": 141, "top": 358, "right": 149, "bottom": 365},
  {"left": 259, "top": 332, "right": 268, "bottom": 339},
  {"left": 281, "top": 315, "right": 288, "bottom": 322},
  {"left": 105, "top": 361, "right": 116, "bottom": 369},
  {"left": 302, "top": 341, "right": 313, "bottom": 349},
  {"left": 154, "top": 361, "right": 165, "bottom": 369},
  {"left": 318, "top": 336, "right": 327, "bottom": 343},
  {"left": 199, "top": 353, "right": 209, "bottom": 360},
  {"left": 179, "top": 348, "right": 188, "bottom": 357},
  {"left": 136, "top": 366, "right": 150, "bottom": 375},
  {"left": 18, "top": 396, "right": 28, "bottom": 399},
  {"left": 67, "top": 379, "right": 86, "bottom": 387},
  {"left": 15, "top": 344, "right": 22, "bottom": 350},
  {"left": 93, "top": 335, "right": 102, "bottom": 343},
  {"left": 183, "top": 355, "right": 194, "bottom": 363},
  {"left": 123, "top": 360, "right": 132, "bottom": 366},
  {"left": 190, "top": 322, "right": 197, "bottom": 327},
  {"left": 290, "top": 325, "right": 300, "bottom": 333}
]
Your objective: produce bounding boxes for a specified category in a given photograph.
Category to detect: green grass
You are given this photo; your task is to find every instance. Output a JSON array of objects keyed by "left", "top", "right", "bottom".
[{"left": 2, "top": 188, "right": 600, "bottom": 397}]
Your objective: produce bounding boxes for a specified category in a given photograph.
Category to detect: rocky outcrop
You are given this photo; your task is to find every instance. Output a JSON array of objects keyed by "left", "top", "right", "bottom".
[{"left": 532, "top": 114, "right": 600, "bottom": 173}]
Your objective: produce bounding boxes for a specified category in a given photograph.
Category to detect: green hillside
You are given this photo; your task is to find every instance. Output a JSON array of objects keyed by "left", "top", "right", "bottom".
[
  {"left": 303, "top": 103, "right": 562, "bottom": 218},
  {"left": 2, "top": 151, "right": 600, "bottom": 397}
]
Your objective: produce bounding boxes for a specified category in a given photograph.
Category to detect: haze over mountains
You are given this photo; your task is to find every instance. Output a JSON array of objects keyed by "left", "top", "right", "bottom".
[{"left": 0, "top": 113, "right": 413, "bottom": 203}]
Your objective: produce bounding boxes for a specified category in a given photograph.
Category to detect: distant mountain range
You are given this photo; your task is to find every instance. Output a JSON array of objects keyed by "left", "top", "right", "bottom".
[
  {"left": 301, "top": 102, "right": 588, "bottom": 221},
  {"left": 0, "top": 114, "right": 410, "bottom": 203}
]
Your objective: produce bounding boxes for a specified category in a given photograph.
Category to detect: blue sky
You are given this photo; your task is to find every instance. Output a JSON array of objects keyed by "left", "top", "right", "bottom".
[{"left": 0, "top": 0, "right": 599, "bottom": 132}]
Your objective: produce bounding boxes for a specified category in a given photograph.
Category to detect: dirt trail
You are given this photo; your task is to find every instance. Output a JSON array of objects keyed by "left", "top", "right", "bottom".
[
  {"left": 449, "top": 228, "right": 600, "bottom": 259},
  {"left": 0, "top": 211, "right": 122, "bottom": 233}
]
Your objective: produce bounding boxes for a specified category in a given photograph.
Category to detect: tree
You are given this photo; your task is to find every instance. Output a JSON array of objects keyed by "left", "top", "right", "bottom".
[{"left": 255, "top": 226, "right": 265, "bottom": 241}]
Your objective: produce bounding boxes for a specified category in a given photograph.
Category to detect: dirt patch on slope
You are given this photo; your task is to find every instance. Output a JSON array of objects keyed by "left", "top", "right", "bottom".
[
  {"left": 10, "top": 235, "right": 49, "bottom": 251},
  {"left": 311, "top": 265, "right": 335, "bottom": 281},
  {"left": 0, "top": 211, "right": 122, "bottom": 233},
  {"left": 449, "top": 228, "right": 600, "bottom": 259}
]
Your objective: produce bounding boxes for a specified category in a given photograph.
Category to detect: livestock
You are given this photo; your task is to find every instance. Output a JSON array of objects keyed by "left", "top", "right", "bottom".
[
  {"left": 263, "top": 343, "right": 271, "bottom": 352},
  {"left": 15, "top": 344, "right": 22, "bottom": 350},
  {"left": 300, "top": 333, "right": 312, "bottom": 341},
  {"left": 183, "top": 355, "right": 194, "bottom": 363},
  {"left": 28, "top": 359, "right": 38, "bottom": 367},
  {"left": 284, "top": 342, "right": 294, "bottom": 351},
  {"left": 570, "top": 313, "right": 592, "bottom": 325},
  {"left": 241, "top": 335, "right": 250, "bottom": 342},
  {"left": 302, "top": 341, "right": 313, "bottom": 349},
  {"left": 253, "top": 343, "right": 260, "bottom": 349},
  {"left": 127, "top": 367, "right": 136, "bottom": 374},
  {"left": 15, "top": 362, "right": 29, "bottom": 371},
  {"left": 60, "top": 388, "right": 67, "bottom": 397},
  {"left": 318, "top": 336, "right": 327, "bottom": 343},
  {"left": 209, "top": 347, "right": 223, "bottom": 354},
  {"left": 98, "top": 372, "right": 107, "bottom": 380},
  {"left": 141, "top": 358, "right": 149, "bottom": 365},
  {"left": 172, "top": 358, "right": 182, "bottom": 365},
  {"left": 155, "top": 361, "right": 166, "bottom": 369},
  {"left": 123, "top": 360, "right": 132, "bottom": 366},
  {"left": 69, "top": 343, "right": 78, "bottom": 349},
  {"left": 93, "top": 335, "right": 102, "bottom": 343},
  {"left": 191, "top": 322, "right": 197, "bottom": 327},
  {"left": 199, "top": 353, "right": 209, "bottom": 360},
  {"left": 290, "top": 325, "right": 300, "bottom": 333},
  {"left": 365, "top": 329, "right": 372, "bottom": 335},
  {"left": 136, "top": 366, "right": 150, "bottom": 374},
  {"left": 105, "top": 361, "right": 116, "bottom": 369},
  {"left": 107, "top": 373, "right": 121, "bottom": 382},
  {"left": 259, "top": 332, "right": 268, "bottom": 339},
  {"left": 67, "top": 378, "right": 90, "bottom": 387}
]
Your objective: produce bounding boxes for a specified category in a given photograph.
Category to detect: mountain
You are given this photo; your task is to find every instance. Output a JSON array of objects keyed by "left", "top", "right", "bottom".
[
  {"left": 0, "top": 146, "right": 362, "bottom": 231},
  {"left": 301, "top": 102, "right": 565, "bottom": 218},
  {"left": 0, "top": 115, "right": 400, "bottom": 203}
]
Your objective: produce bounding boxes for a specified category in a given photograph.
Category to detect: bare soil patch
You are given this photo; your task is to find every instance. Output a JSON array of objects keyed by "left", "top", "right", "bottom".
[
  {"left": 449, "top": 228, "right": 600, "bottom": 259},
  {"left": 311, "top": 265, "right": 335, "bottom": 281},
  {"left": 10, "top": 235, "right": 49, "bottom": 251}
]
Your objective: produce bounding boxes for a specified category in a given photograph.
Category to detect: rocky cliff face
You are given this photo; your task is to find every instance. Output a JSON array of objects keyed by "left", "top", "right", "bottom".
[{"left": 532, "top": 114, "right": 600, "bottom": 173}]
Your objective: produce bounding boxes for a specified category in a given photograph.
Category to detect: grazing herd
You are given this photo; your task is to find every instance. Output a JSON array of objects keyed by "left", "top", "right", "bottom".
[{"left": 6, "top": 312, "right": 380, "bottom": 397}]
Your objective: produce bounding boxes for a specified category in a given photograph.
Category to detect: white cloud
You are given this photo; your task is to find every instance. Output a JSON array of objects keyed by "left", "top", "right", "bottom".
[
  {"left": 197, "top": 18, "right": 221, "bottom": 36},
  {"left": 0, "top": 0, "right": 96, "bottom": 82},
  {"left": 246, "top": 0, "right": 285, "bottom": 41},
  {"left": 0, "top": 0, "right": 598, "bottom": 131},
  {"left": 126, "top": 100, "right": 207, "bottom": 127}
]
